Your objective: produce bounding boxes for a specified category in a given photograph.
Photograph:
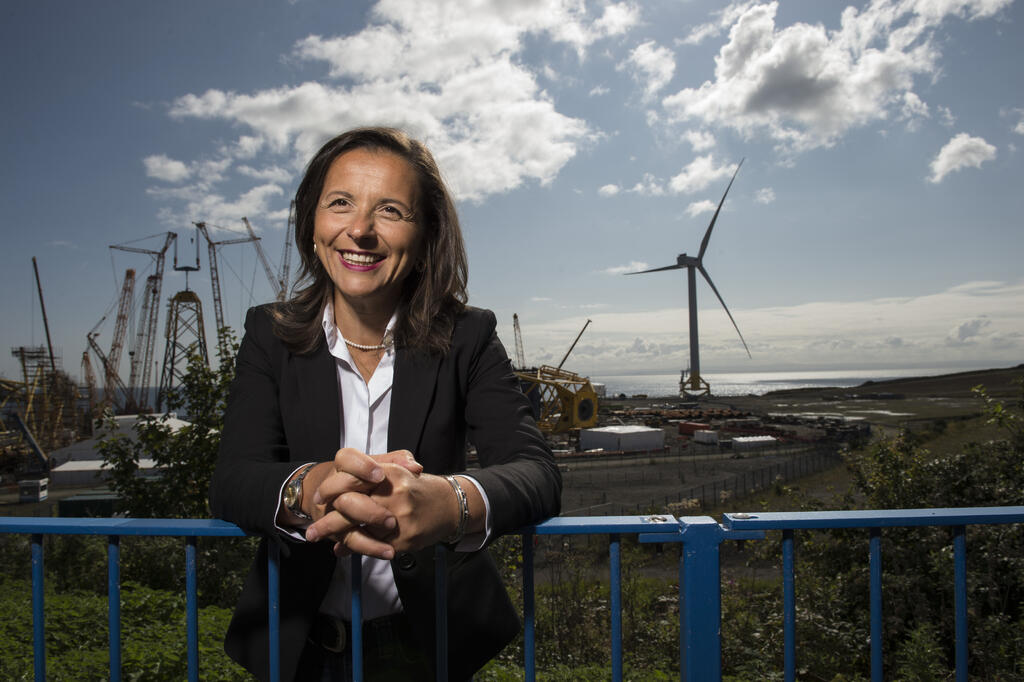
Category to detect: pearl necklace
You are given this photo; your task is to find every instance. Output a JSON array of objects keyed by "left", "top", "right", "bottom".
[{"left": 344, "top": 330, "right": 394, "bottom": 351}]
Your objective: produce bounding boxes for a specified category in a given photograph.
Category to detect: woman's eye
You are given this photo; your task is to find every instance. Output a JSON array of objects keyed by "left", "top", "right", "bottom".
[
  {"left": 379, "top": 205, "right": 404, "bottom": 219},
  {"left": 326, "top": 198, "right": 351, "bottom": 210}
]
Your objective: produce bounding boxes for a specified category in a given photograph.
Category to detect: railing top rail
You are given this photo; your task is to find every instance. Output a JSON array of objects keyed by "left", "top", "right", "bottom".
[
  {"left": 723, "top": 506, "right": 1024, "bottom": 530},
  {"left": 0, "top": 517, "right": 248, "bottom": 537},
  {"left": 528, "top": 514, "right": 681, "bottom": 535}
]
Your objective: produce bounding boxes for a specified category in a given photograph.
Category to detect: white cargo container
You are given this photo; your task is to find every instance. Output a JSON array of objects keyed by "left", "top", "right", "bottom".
[
  {"left": 580, "top": 425, "right": 664, "bottom": 452},
  {"left": 693, "top": 430, "right": 719, "bottom": 445},
  {"left": 732, "top": 435, "right": 777, "bottom": 451}
]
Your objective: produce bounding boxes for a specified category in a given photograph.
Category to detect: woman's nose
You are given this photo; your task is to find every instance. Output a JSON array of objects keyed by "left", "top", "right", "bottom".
[{"left": 346, "top": 211, "right": 375, "bottom": 239}]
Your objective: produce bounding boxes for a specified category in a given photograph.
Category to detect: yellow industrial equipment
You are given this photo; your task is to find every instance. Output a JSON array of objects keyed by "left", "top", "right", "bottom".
[
  {"left": 512, "top": 317, "right": 598, "bottom": 433},
  {"left": 516, "top": 365, "right": 599, "bottom": 433}
]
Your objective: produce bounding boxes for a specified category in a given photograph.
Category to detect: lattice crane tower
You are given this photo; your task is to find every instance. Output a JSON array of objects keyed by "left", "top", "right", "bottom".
[{"left": 156, "top": 231, "right": 208, "bottom": 411}]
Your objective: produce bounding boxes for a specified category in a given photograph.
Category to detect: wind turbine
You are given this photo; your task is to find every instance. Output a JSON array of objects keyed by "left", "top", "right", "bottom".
[{"left": 627, "top": 159, "right": 751, "bottom": 397}]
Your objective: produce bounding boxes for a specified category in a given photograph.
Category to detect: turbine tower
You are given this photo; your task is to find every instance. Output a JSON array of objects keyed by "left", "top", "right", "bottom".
[{"left": 627, "top": 159, "right": 750, "bottom": 397}]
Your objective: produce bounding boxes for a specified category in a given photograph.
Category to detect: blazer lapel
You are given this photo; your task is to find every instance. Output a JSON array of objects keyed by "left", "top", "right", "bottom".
[
  {"left": 292, "top": 340, "right": 341, "bottom": 462},
  {"left": 389, "top": 347, "right": 441, "bottom": 455}
]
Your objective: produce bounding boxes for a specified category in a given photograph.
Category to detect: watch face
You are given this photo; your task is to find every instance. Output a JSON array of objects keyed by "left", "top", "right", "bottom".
[{"left": 285, "top": 480, "right": 300, "bottom": 509}]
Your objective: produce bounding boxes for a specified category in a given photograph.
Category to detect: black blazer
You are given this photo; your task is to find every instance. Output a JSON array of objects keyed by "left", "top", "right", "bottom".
[{"left": 210, "top": 304, "right": 561, "bottom": 681}]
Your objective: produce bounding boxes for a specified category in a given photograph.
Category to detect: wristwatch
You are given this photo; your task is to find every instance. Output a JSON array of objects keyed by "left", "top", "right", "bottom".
[{"left": 284, "top": 463, "right": 316, "bottom": 521}]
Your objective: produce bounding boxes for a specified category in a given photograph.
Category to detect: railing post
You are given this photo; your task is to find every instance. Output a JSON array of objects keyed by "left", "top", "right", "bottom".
[
  {"left": 186, "top": 536, "right": 199, "bottom": 682},
  {"left": 609, "top": 533, "right": 622, "bottom": 681},
  {"left": 678, "top": 517, "right": 724, "bottom": 681},
  {"left": 953, "top": 526, "right": 968, "bottom": 682},
  {"left": 434, "top": 545, "right": 449, "bottom": 682},
  {"left": 267, "top": 541, "right": 281, "bottom": 682},
  {"left": 869, "top": 528, "right": 882, "bottom": 682},
  {"left": 31, "top": 533, "right": 45, "bottom": 682},
  {"left": 108, "top": 535, "right": 121, "bottom": 682},
  {"left": 351, "top": 554, "right": 363, "bottom": 682},
  {"left": 782, "top": 529, "right": 795, "bottom": 682},
  {"left": 523, "top": 531, "right": 536, "bottom": 682}
]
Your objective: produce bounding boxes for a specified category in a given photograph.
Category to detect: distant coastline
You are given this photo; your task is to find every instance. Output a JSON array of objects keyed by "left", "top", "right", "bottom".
[{"left": 591, "top": 364, "right": 1023, "bottom": 399}]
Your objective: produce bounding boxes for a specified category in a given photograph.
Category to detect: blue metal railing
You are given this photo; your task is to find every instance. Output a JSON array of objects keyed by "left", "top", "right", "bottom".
[{"left": 3, "top": 507, "right": 1023, "bottom": 681}]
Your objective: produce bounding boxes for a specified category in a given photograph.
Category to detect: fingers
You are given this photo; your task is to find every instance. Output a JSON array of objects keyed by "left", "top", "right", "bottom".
[{"left": 376, "top": 449, "right": 424, "bottom": 474}]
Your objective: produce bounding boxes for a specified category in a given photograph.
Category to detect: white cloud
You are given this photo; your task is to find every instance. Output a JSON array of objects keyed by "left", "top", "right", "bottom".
[
  {"left": 945, "top": 317, "right": 990, "bottom": 345},
  {"left": 144, "top": 154, "right": 191, "bottom": 183},
  {"left": 598, "top": 184, "right": 621, "bottom": 196},
  {"left": 603, "top": 261, "right": 650, "bottom": 275},
  {"left": 665, "top": 0, "right": 1013, "bottom": 153},
  {"left": 754, "top": 187, "right": 775, "bottom": 204},
  {"left": 937, "top": 105, "right": 956, "bottom": 127},
  {"left": 686, "top": 199, "right": 717, "bottom": 216},
  {"left": 589, "top": 85, "right": 610, "bottom": 96},
  {"left": 620, "top": 40, "right": 675, "bottom": 99},
  {"left": 1014, "top": 111, "right": 1024, "bottom": 135},
  {"left": 928, "top": 133, "right": 997, "bottom": 183},
  {"left": 238, "top": 165, "right": 294, "bottom": 184},
  {"left": 668, "top": 154, "right": 735, "bottom": 194},
  {"left": 683, "top": 129, "right": 716, "bottom": 151},
  {"left": 899, "top": 92, "right": 930, "bottom": 130},
  {"left": 629, "top": 173, "right": 666, "bottom": 196},
  {"left": 163, "top": 0, "right": 642, "bottom": 204}
]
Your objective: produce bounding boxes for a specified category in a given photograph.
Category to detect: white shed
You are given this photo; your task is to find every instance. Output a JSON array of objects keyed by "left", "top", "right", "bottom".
[{"left": 580, "top": 425, "right": 664, "bottom": 453}]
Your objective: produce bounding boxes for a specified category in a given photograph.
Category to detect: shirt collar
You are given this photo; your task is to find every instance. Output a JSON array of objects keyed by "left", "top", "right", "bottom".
[{"left": 321, "top": 303, "right": 399, "bottom": 363}]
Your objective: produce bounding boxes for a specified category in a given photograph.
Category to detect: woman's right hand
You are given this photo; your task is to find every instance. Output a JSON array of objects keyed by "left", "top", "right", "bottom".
[{"left": 303, "top": 448, "right": 423, "bottom": 559}]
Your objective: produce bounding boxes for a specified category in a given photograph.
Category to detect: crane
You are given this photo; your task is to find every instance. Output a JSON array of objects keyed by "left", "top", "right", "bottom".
[
  {"left": 241, "top": 217, "right": 285, "bottom": 302},
  {"left": 512, "top": 314, "right": 527, "bottom": 370},
  {"left": 195, "top": 222, "right": 255, "bottom": 359},
  {"left": 515, "top": 318, "right": 599, "bottom": 433},
  {"left": 109, "top": 232, "right": 175, "bottom": 410},
  {"left": 279, "top": 200, "right": 296, "bottom": 301}
]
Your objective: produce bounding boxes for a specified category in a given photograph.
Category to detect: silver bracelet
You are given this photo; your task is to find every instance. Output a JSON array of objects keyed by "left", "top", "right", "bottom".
[{"left": 443, "top": 475, "right": 469, "bottom": 545}]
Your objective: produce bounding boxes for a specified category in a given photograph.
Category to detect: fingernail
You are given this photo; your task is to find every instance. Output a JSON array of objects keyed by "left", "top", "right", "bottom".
[
  {"left": 313, "top": 491, "right": 322, "bottom": 505},
  {"left": 381, "top": 547, "right": 394, "bottom": 560},
  {"left": 306, "top": 527, "right": 319, "bottom": 541},
  {"left": 384, "top": 517, "right": 396, "bottom": 529},
  {"left": 370, "top": 467, "right": 384, "bottom": 482}
]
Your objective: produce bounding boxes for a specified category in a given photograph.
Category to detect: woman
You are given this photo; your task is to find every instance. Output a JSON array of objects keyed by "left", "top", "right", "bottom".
[{"left": 210, "top": 127, "right": 561, "bottom": 681}]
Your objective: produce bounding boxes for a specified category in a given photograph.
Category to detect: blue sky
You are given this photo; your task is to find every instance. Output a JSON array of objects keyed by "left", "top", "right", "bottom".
[{"left": 2, "top": 0, "right": 1022, "bottom": 385}]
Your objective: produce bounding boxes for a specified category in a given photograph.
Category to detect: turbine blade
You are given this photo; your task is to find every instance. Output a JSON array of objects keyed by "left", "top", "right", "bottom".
[
  {"left": 624, "top": 264, "right": 685, "bottom": 275},
  {"left": 697, "top": 158, "right": 744, "bottom": 261},
  {"left": 698, "top": 263, "right": 751, "bottom": 358}
]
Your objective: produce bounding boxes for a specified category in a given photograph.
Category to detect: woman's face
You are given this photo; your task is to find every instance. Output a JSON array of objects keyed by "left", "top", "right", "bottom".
[{"left": 313, "top": 148, "right": 424, "bottom": 319}]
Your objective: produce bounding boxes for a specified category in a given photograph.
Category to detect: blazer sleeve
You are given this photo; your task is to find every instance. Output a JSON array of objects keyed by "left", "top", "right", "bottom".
[
  {"left": 209, "top": 306, "right": 303, "bottom": 537},
  {"left": 457, "top": 309, "right": 562, "bottom": 536}
]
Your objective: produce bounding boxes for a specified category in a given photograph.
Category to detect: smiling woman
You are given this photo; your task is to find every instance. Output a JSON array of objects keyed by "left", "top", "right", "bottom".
[
  {"left": 313, "top": 147, "right": 424, "bottom": 354},
  {"left": 209, "top": 127, "right": 562, "bottom": 681}
]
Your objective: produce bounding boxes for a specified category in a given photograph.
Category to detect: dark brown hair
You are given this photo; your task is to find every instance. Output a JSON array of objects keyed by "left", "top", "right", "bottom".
[{"left": 271, "top": 127, "right": 468, "bottom": 355}]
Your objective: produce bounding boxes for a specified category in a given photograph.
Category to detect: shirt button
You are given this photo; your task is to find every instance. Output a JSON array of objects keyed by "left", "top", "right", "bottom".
[{"left": 396, "top": 552, "right": 416, "bottom": 570}]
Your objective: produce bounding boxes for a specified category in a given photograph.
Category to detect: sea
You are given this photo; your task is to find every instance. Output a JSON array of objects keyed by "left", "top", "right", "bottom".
[{"left": 588, "top": 367, "right": 982, "bottom": 398}]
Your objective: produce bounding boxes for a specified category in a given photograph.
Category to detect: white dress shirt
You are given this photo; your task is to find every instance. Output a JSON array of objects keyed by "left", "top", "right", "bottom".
[{"left": 276, "top": 304, "right": 490, "bottom": 621}]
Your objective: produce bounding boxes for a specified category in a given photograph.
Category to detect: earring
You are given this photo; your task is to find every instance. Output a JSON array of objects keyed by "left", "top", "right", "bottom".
[{"left": 313, "top": 242, "right": 318, "bottom": 253}]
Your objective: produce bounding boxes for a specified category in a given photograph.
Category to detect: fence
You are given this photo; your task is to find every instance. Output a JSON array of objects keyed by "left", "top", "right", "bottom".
[
  {"left": 562, "top": 446, "right": 842, "bottom": 515},
  {"left": 3, "top": 507, "right": 1024, "bottom": 681}
]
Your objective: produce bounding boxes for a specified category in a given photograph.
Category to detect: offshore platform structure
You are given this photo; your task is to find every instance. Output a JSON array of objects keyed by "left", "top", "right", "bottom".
[
  {"left": 2, "top": 258, "right": 82, "bottom": 477},
  {"left": 513, "top": 316, "right": 599, "bottom": 434}
]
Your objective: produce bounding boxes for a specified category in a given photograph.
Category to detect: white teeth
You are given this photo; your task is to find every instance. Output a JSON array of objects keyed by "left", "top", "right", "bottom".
[{"left": 342, "top": 252, "right": 383, "bottom": 265}]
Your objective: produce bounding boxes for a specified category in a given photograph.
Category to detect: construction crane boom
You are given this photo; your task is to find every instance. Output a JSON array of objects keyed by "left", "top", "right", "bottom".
[
  {"left": 512, "top": 314, "right": 527, "bottom": 370},
  {"left": 195, "top": 222, "right": 256, "bottom": 358},
  {"left": 110, "top": 232, "right": 175, "bottom": 411},
  {"left": 280, "top": 201, "right": 296, "bottom": 301},
  {"left": 556, "top": 319, "right": 591, "bottom": 370},
  {"left": 241, "top": 217, "right": 284, "bottom": 301},
  {"left": 106, "top": 269, "right": 135, "bottom": 408}
]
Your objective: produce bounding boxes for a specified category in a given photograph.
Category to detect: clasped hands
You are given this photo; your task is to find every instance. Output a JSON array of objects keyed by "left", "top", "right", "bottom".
[{"left": 299, "top": 448, "right": 459, "bottom": 560}]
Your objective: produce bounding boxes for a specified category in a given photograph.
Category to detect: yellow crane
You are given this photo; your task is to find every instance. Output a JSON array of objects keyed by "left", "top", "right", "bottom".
[{"left": 514, "top": 318, "right": 599, "bottom": 433}]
